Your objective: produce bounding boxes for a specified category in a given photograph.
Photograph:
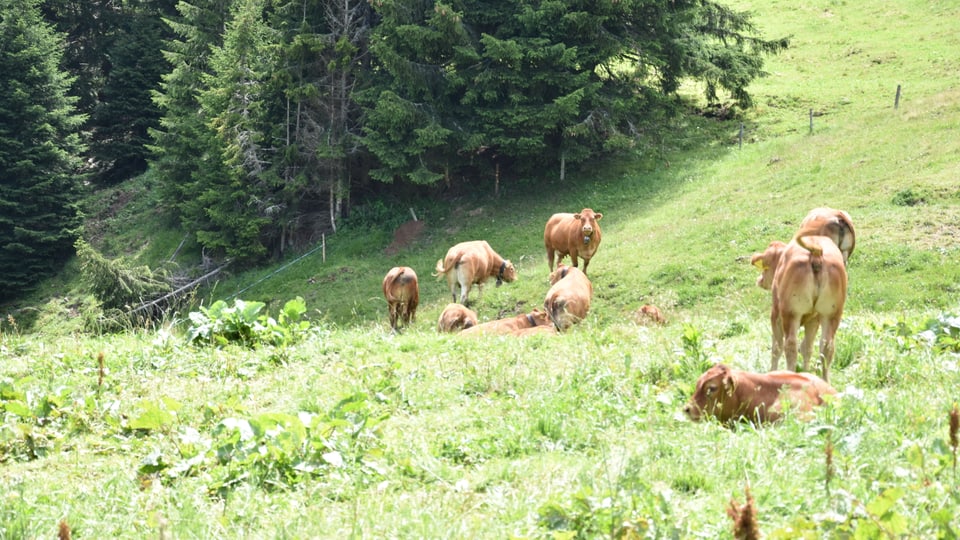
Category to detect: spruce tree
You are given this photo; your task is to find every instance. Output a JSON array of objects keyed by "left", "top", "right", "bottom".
[
  {"left": 0, "top": 0, "right": 85, "bottom": 301},
  {"left": 87, "top": 1, "right": 172, "bottom": 184}
]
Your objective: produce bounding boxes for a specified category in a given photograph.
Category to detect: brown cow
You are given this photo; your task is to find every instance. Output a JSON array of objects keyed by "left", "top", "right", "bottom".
[
  {"left": 437, "top": 303, "right": 479, "bottom": 333},
  {"left": 636, "top": 304, "right": 667, "bottom": 326},
  {"left": 382, "top": 266, "right": 419, "bottom": 331},
  {"left": 510, "top": 324, "right": 559, "bottom": 337},
  {"left": 544, "top": 208, "right": 603, "bottom": 274},
  {"left": 433, "top": 240, "right": 517, "bottom": 305},
  {"left": 752, "top": 236, "right": 847, "bottom": 382},
  {"left": 795, "top": 207, "right": 856, "bottom": 266},
  {"left": 684, "top": 364, "right": 836, "bottom": 424},
  {"left": 544, "top": 264, "right": 593, "bottom": 331},
  {"left": 459, "top": 309, "right": 552, "bottom": 336}
]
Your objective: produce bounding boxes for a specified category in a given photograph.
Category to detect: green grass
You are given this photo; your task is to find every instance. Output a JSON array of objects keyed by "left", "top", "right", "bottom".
[{"left": 4, "top": 0, "right": 960, "bottom": 538}]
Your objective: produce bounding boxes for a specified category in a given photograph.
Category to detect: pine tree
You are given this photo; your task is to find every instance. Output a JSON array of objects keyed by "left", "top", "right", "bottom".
[
  {"left": 0, "top": 0, "right": 85, "bottom": 301},
  {"left": 87, "top": 1, "right": 173, "bottom": 184},
  {"left": 193, "top": 0, "right": 279, "bottom": 261},
  {"left": 149, "top": 0, "right": 231, "bottom": 226},
  {"left": 362, "top": 0, "right": 787, "bottom": 188}
]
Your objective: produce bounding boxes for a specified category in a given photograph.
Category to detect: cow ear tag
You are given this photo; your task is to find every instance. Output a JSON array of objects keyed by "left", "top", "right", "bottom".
[{"left": 752, "top": 258, "right": 767, "bottom": 270}]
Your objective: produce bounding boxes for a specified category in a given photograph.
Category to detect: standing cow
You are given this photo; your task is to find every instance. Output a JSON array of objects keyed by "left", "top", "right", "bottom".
[
  {"left": 433, "top": 240, "right": 517, "bottom": 305},
  {"left": 544, "top": 264, "right": 593, "bottom": 331},
  {"left": 544, "top": 208, "right": 603, "bottom": 274},
  {"left": 752, "top": 236, "right": 847, "bottom": 382},
  {"left": 382, "top": 266, "right": 419, "bottom": 332}
]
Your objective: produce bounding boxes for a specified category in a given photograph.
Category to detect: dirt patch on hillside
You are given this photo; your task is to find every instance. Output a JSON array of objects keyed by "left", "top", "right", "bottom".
[{"left": 384, "top": 219, "right": 426, "bottom": 256}]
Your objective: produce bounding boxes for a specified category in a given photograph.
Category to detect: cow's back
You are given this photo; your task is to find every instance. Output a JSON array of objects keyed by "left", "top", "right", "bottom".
[{"left": 774, "top": 239, "right": 845, "bottom": 315}]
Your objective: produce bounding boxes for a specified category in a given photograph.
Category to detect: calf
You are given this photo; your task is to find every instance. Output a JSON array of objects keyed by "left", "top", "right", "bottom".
[
  {"left": 544, "top": 208, "right": 603, "bottom": 274},
  {"left": 382, "top": 266, "right": 419, "bottom": 331},
  {"left": 684, "top": 364, "right": 836, "bottom": 423},
  {"left": 752, "top": 236, "right": 847, "bottom": 382},
  {"left": 433, "top": 240, "right": 517, "bottom": 305},
  {"left": 544, "top": 264, "right": 593, "bottom": 331},
  {"left": 437, "top": 303, "right": 479, "bottom": 333},
  {"left": 459, "top": 309, "right": 552, "bottom": 336},
  {"left": 636, "top": 304, "right": 667, "bottom": 325}
]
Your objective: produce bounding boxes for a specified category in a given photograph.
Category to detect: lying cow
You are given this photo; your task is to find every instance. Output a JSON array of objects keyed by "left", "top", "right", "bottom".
[
  {"left": 510, "top": 325, "right": 558, "bottom": 337},
  {"left": 544, "top": 208, "right": 603, "bottom": 274},
  {"left": 437, "top": 303, "right": 479, "bottom": 333},
  {"left": 544, "top": 264, "right": 593, "bottom": 331},
  {"left": 795, "top": 207, "right": 856, "bottom": 266},
  {"left": 636, "top": 304, "right": 667, "bottom": 326},
  {"left": 382, "top": 266, "right": 419, "bottom": 331},
  {"left": 434, "top": 240, "right": 517, "bottom": 305},
  {"left": 684, "top": 364, "right": 836, "bottom": 423},
  {"left": 752, "top": 236, "right": 847, "bottom": 382},
  {"left": 459, "top": 309, "right": 552, "bottom": 336}
]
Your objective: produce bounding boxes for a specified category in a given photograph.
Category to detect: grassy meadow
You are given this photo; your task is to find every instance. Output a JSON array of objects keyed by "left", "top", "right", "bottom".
[{"left": 3, "top": 0, "right": 960, "bottom": 538}]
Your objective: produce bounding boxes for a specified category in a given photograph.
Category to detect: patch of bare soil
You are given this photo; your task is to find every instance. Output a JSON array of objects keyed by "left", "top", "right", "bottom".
[{"left": 384, "top": 219, "right": 426, "bottom": 256}]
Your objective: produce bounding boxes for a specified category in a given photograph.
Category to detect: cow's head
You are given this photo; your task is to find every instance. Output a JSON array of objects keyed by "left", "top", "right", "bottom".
[
  {"left": 684, "top": 364, "right": 737, "bottom": 422},
  {"left": 574, "top": 209, "right": 602, "bottom": 244},
  {"left": 751, "top": 241, "right": 786, "bottom": 290},
  {"left": 526, "top": 308, "right": 551, "bottom": 327},
  {"left": 496, "top": 260, "right": 517, "bottom": 286}
]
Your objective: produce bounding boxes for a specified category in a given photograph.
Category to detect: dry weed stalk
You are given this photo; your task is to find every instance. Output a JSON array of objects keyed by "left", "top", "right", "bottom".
[
  {"left": 97, "top": 351, "right": 105, "bottom": 390},
  {"left": 58, "top": 519, "right": 71, "bottom": 540},
  {"left": 950, "top": 403, "right": 959, "bottom": 477},
  {"left": 825, "top": 431, "right": 835, "bottom": 496},
  {"left": 727, "top": 484, "right": 761, "bottom": 540}
]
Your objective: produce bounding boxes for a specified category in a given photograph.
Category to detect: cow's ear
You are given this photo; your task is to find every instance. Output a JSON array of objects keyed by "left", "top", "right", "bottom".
[
  {"left": 722, "top": 372, "right": 735, "bottom": 392},
  {"left": 595, "top": 213, "right": 602, "bottom": 220},
  {"left": 573, "top": 213, "right": 581, "bottom": 220},
  {"left": 751, "top": 254, "right": 768, "bottom": 270}
]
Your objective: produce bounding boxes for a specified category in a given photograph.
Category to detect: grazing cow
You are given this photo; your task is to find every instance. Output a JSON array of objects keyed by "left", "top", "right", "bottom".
[
  {"left": 544, "top": 208, "right": 603, "bottom": 274},
  {"left": 684, "top": 364, "right": 836, "bottom": 424},
  {"left": 752, "top": 236, "right": 847, "bottom": 382},
  {"left": 544, "top": 264, "right": 593, "bottom": 331},
  {"left": 433, "top": 240, "right": 517, "bottom": 305},
  {"left": 382, "top": 266, "right": 419, "bottom": 331},
  {"left": 437, "top": 303, "right": 479, "bottom": 333},
  {"left": 459, "top": 309, "right": 552, "bottom": 336},
  {"left": 795, "top": 207, "right": 856, "bottom": 266}
]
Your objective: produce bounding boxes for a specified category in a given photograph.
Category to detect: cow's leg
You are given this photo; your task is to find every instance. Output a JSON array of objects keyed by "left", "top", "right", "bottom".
[
  {"left": 389, "top": 303, "right": 398, "bottom": 331},
  {"left": 781, "top": 312, "right": 801, "bottom": 372},
  {"left": 459, "top": 281, "right": 472, "bottom": 305},
  {"left": 581, "top": 257, "right": 589, "bottom": 275},
  {"left": 546, "top": 247, "right": 555, "bottom": 271},
  {"left": 799, "top": 316, "right": 819, "bottom": 373},
  {"left": 770, "top": 309, "right": 784, "bottom": 371},
  {"left": 446, "top": 272, "right": 458, "bottom": 303},
  {"left": 819, "top": 315, "right": 842, "bottom": 383}
]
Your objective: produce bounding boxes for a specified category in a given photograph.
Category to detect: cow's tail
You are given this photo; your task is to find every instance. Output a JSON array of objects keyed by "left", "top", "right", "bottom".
[
  {"left": 794, "top": 233, "right": 823, "bottom": 258},
  {"left": 796, "top": 235, "right": 824, "bottom": 273},
  {"left": 433, "top": 252, "right": 463, "bottom": 279},
  {"left": 433, "top": 258, "right": 446, "bottom": 278}
]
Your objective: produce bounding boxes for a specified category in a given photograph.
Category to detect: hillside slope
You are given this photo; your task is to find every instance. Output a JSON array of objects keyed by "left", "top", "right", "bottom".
[
  {"left": 205, "top": 0, "right": 960, "bottom": 330},
  {"left": 3, "top": 2, "right": 960, "bottom": 538}
]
